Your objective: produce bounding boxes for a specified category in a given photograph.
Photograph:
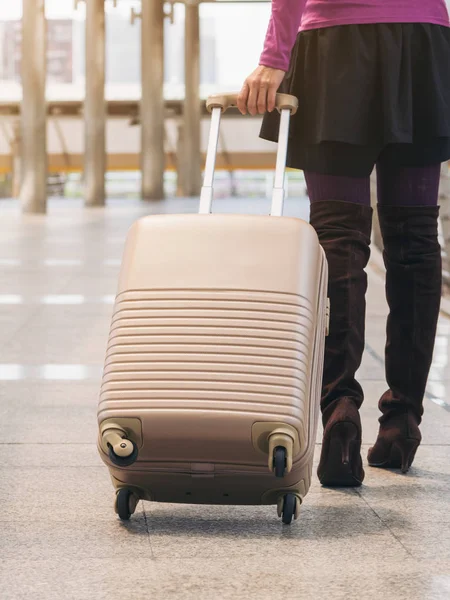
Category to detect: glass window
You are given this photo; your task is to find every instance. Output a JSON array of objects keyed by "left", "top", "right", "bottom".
[{"left": 0, "top": 0, "right": 272, "bottom": 101}]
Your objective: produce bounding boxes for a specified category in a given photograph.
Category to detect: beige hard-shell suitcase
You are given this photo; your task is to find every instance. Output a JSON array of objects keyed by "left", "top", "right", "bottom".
[{"left": 98, "top": 93, "right": 329, "bottom": 525}]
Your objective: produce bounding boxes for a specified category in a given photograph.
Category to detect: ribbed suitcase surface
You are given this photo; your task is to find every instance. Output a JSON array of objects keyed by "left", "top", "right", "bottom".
[{"left": 101, "top": 288, "right": 316, "bottom": 457}]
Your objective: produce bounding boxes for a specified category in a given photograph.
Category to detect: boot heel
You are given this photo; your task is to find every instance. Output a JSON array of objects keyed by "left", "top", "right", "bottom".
[
  {"left": 333, "top": 421, "right": 358, "bottom": 465},
  {"left": 394, "top": 439, "right": 420, "bottom": 474},
  {"left": 368, "top": 411, "right": 422, "bottom": 471},
  {"left": 317, "top": 398, "right": 365, "bottom": 487}
]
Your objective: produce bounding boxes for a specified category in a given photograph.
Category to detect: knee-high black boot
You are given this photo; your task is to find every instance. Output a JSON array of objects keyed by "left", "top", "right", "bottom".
[
  {"left": 310, "top": 201, "right": 373, "bottom": 486},
  {"left": 368, "top": 205, "right": 442, "bottom": 472}
]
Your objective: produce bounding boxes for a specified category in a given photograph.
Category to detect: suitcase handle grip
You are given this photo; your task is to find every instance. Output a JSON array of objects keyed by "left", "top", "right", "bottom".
[
  {"left": 206, "top": 92, "right": 298, "bottom": 116},
  {"left": 201, "top": 92, "right": 296, "bottom": 215}
]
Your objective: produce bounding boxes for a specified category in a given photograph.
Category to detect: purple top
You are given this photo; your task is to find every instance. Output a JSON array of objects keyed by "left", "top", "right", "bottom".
[{"left": 260, "top": 0, "right": 450, "bottom": 72}]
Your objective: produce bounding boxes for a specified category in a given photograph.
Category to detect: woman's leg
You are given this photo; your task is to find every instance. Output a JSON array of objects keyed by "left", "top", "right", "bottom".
[
  {"left": 368, "top": 162, "right": 442, "bottom": 472},
  {"left": 305, "top": 172, "right": 373, "bottom": 486}
]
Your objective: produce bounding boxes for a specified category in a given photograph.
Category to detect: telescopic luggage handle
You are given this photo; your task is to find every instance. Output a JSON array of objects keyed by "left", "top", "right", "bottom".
[
  {"left": 206, "top": 92, "right": 298, "bottom": 115},
  {"left": 200, "top": 92, "right": 299, "bottom": 217}
]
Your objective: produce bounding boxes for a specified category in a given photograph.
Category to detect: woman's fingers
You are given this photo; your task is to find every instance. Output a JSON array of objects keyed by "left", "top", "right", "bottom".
[
  {"left": 257, "top": 82, "right": 269, "bottom": 115},
  {"left": 247, "top": 78, "right": 259, "bottom": 116},
  {"left": 267, "top": 82, "right": 277, "bottom": 113},
  {"left": 238, "top": 66, "right": 286, "bottom": 115},
  {"left": 237, "top": 82, "right": 249, "bottom": 115}
]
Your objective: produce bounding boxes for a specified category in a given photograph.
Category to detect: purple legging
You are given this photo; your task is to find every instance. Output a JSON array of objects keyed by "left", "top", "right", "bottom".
[{"left": 305, "top": 163, "right": 442, "bottom": 206}]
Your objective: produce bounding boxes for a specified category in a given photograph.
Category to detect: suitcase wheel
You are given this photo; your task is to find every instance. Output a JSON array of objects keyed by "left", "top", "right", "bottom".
[
  {"left": 267, "top": 429, "right": 295, "bottom": 476},
  {"left": 273, "top": 446, "right": 287, "bottom": 478},
  {"left": 108, "top": 439, "right": 139, "bottom": 467},
  {"left": 115, "top": 488, "right": 138, "bottom": 521},
  {"left": 280, "top": 493, "right": 297, "bottom": 526}
]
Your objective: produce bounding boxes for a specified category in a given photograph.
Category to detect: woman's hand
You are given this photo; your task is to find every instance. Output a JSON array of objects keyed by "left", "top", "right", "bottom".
[{"left": 237, "top": 65, "right": 286, "bottom": 116}]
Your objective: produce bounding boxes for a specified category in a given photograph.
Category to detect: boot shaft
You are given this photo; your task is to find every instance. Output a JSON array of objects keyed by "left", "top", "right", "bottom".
[
  {"left": 309, "top": 201, "right": 373, "bottom": 414},
  {"left": 377, "top": 204, "right": 442, "bottom": 420},
  {"left": 378, "top": 205, "right": 441, "bottom": 261}
]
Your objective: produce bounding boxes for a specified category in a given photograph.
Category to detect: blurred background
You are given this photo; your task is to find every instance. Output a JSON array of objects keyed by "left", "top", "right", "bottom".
[
  {"left": 1, "top": 0, "right": 450, "bottom": 275},
  {"left": 0, "top": 0, "right": 310, "bottom": 204}
]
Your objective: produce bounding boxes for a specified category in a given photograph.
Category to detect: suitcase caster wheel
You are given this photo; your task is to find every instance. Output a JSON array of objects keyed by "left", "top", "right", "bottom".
[
  {"left": 108, "top": 439, "right": 138, "bottom": 467},
  {"left": 273, "top": 446, "right": 287, "bottom": 478},
  {"left": 116, "top": 489, "right": 137, "bottom": 521},
  {"left": 281, "top": 493, "right": 297, "bottom": 525}
]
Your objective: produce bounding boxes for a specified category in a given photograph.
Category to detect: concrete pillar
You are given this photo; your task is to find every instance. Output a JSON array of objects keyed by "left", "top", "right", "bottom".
[
  {"left": 176, "top": 122, "right": 186, "bottom": 197},
  {"left": 141, "top": 0, "right": 165, "bottom": 200},
  {"left": 11, "top": 120, "right": 22, "bottom": 198},
  {"left": 181, "top": 0, "right": 202, "bottom": 196},
  {"left": 20, "top": 0, "right": 47, "bottom": 213},
  {"left": 84, "top": 0, "right": 106, "bottom": 206}
]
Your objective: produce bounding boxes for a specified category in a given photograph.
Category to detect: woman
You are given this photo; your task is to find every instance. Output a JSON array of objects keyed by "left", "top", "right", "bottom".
[{"left": 238, "top": 1, "right": 450, "bottom": 486}]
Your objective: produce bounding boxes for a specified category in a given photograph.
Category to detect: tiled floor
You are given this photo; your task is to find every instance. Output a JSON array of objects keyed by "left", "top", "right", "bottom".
[{"left": 1, "top": 197, "right": 450, "bottom": 600}]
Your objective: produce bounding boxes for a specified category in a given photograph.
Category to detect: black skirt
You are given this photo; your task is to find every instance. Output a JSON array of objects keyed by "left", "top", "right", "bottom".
[{"left": 260, "top": 23, "right": 450, "bottom": 177}]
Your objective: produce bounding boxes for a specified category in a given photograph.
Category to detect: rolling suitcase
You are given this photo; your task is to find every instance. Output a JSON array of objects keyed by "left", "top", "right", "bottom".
[{"left": 97, "top": 92, "right": 329, "bottom": 525}]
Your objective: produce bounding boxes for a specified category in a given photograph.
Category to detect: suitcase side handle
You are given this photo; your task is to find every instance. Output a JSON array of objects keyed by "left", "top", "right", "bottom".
[{"left": 206, "top": 92, "right": 298, "bottom": 116}]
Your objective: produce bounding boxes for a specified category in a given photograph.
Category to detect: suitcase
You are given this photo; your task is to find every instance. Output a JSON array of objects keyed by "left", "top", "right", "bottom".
[{"left": 97, "top": 92, "right": 329, "bottom": 525}]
